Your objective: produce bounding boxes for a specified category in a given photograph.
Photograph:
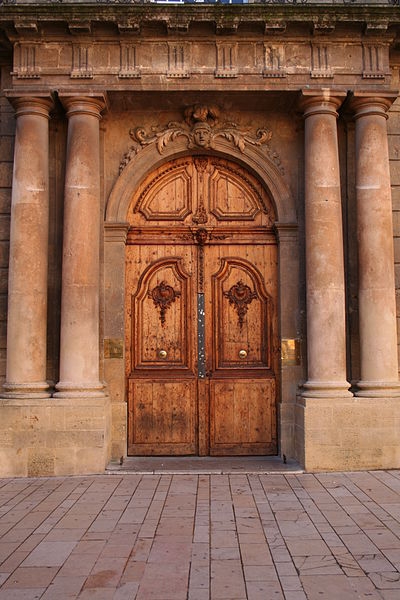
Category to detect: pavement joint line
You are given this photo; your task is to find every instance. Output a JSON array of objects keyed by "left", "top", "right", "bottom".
[
  {"left": 105, "top": 470, "right": 305, "bottom": 475},
  {"left": 2, "top": 472, "right": 400, "bottom": 600}
]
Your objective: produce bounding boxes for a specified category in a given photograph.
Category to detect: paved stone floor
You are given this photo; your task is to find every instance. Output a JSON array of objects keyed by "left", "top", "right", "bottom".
[{"left": 1, "top": 469, "right": 400, "bottom": 599}]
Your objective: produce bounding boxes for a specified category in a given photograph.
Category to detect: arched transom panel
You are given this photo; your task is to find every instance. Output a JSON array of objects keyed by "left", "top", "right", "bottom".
[{"left": 129, "top": 156, "right": 275, "bottom": 228}]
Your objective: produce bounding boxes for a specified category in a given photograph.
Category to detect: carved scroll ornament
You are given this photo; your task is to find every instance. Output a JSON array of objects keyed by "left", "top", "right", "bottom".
[
  {"left": 224, "top": 280, "right": 258, "bottom": 329},
  {"left": 149, "top": 281, "right": 181, "bottom": 326},
  {"left": 120, "top": 104, "right": 283, "bottom": 174}
]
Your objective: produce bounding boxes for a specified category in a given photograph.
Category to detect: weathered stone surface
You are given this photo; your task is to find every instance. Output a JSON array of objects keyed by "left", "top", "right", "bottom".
[
  {"left": 296, "top": 397, "right": 400, "bottom": 471},
  {"left": 0, "top": 397, "right": 111, "bottom": 477},
  {"left": 0, "top": 1, "right": 399, "bottom": 475}
]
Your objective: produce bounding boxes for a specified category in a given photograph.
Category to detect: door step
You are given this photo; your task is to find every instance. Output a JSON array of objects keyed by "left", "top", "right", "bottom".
[{"left": 106, "top": 455, "right": 303, "bottom": 475}]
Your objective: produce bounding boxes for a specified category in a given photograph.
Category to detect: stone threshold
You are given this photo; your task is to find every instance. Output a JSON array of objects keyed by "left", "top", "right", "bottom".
[{"left": 106, "top": 455, "right": 303, "bottom": 475}]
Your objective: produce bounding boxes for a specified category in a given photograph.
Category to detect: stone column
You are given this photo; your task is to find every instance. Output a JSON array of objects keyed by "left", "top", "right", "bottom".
[
  {"left": 302, "top": 94, "right": 351, "bottom": 398},
  {"left": 352, "top": 95, "right": 400, "bottom": 397},
  {"left": 54, "top": 96, "right": 106, "bottom": 398},
  {"left": 2, "top": 96, "right": 53, "bottom": 398}
]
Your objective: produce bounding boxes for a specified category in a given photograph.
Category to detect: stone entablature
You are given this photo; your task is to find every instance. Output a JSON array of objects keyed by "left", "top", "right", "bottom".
[
  {"left": 0, "top": 5, "right": 399, "bottom": 91},
  {"left": 7, "top": 38, "right": 393, "bottom": 87}
]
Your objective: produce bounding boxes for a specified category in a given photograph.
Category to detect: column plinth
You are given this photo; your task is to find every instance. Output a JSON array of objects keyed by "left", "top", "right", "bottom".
[
  {"left": 54, "top": 96, "right": 106, "bottom": 398},
  {"left": 301, "top": 94, "right": 351, "bottom": 399},
  {"left": 352, "top": 96, "right": 400, "bottom": 398},
  {"left": 2, "top": 96, "right": 53, "bottom": 399}
]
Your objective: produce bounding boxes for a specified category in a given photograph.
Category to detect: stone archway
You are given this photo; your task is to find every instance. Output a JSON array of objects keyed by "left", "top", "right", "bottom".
[{"left": 104, "top": 108, "right": 298, "bottom": 461}]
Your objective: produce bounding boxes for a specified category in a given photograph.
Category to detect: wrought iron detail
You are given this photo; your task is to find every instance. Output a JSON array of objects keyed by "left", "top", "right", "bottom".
[
  {"left": 224, "top": 280, "right": 258, "bottom": 329},
  {"left": 149, "top": 281, "right": 181, "bottom": 326}
]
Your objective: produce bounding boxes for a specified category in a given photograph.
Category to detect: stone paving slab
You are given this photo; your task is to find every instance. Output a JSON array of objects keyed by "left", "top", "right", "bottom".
[{"left": 0, "top": 471, "right": 400, "bottom": 598}]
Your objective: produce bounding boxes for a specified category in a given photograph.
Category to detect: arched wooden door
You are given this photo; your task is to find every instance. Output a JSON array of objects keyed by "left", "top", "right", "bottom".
[{"left": 125, "top": 156, "right": 278, "bottom": 456}]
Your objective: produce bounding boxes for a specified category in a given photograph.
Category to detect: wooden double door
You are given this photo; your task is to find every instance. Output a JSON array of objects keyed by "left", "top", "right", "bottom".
[{"left": 126, "top": 156, "right": 278, "bottom": 456}]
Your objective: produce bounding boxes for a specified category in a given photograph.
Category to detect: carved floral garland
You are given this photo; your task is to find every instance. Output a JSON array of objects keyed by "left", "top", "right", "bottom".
[{"left": 119, "top": 104, "right": 284, "bottom": 174}]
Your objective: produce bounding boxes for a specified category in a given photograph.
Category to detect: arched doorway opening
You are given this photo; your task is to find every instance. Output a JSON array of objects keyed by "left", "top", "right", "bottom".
[{"left": 125, "top": 155, "right": 279, "bottom": 456}]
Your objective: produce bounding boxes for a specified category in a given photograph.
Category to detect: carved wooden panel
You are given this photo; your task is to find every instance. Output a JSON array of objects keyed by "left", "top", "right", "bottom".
[
  {"left": 209, "top": 251, "right": 274, "bottom": 372},
  {"left": 129, "top": 156, "right": 274, "bottom": 228},
  {"left": 131, "top": 255, "right": 193, "bottom": 370},
  {"left": 136, "top": 162, "right": 193, "bottom": 221},
  {"left": 209, "top": 166, "right": 261, "bottom": 221}
]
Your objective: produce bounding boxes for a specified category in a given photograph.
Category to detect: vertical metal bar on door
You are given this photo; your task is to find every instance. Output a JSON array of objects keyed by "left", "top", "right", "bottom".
[{"left": 198, "top": 293, "right": 206, "bottom": 378}]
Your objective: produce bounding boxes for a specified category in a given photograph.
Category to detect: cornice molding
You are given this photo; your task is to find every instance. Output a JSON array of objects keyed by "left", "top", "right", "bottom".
[{"left": 0, "top": 5, "right": 400, "bottom": 39}]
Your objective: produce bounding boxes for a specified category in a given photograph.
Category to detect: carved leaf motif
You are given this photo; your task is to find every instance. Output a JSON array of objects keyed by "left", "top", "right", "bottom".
[
  {"left": 119, "top": 105, "right": 283, "bottom": 174},
  {"left": 149, "top": 281, "right": 181, "bottom": 326},
  {"left": 192, "top": 206, "right": 208, "bottom": 225},
  {"left": 224, "top": 280, "right": 258, "bottom": 329}
]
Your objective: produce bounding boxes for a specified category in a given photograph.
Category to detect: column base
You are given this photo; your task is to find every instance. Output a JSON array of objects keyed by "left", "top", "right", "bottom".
[
  {"left": 0, "top": 395, "right": 111, "bottom": 477},
  {"left": 355, "top": 381, "right": 400, "bottom": 398},
  {"left": 54, "top": 381, "right": 106, "bottom": 398},
  {"left": 1, "top": 381, "right": 51, "bottom": 399},
  {"left": 302, "top": 380, "right": 352, "bottom": 398},
  {"left": 296, "top": 395, "right": 400, "bottom": 471}
]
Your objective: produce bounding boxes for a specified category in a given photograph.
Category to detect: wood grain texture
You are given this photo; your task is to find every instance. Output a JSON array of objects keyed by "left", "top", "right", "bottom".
[{"left": 126, "top": 156, "right": 278, "bottom": 456}]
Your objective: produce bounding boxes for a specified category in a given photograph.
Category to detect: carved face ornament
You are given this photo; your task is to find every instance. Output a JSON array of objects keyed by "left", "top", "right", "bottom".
[{"left": 192, "top": 123, "right": 212, "bottom": 148}]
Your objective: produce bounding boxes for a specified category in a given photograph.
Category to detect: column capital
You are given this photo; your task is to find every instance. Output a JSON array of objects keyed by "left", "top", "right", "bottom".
[
  {"left": 5, "top": 94, "right": 53, "bottom": 120},
  {"left": 58, "top": 93, "right": 107, "bottom": 119},
  {"left": 299, "top": 90, "right": 347, "bottom": 119},
  {"left": 349, "top": 93, "right": 399, "bottom": 120}
]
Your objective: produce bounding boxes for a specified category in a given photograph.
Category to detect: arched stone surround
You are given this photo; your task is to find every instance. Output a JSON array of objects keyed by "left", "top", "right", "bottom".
[{"left": 104, "top": 137, "right": 299, "bottom": 462}]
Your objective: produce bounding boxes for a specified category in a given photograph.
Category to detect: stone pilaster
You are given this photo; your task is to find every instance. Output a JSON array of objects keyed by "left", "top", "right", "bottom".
[
  {"left": 301, "top": 93, "right": 351, "bottom": 398},
  {"left": 274, "top": 222, "right": 300, "bottom": 460},
  {"left": 55, "top": 95, "right": 106, "bottom": 398},
  {"left": 2, "top": 95, "right": 53, "bottom": 398},
  {"left": 104, "top": 222, "right": 130, "bottom": 460},
  {"left": 352, "top": 95, "right": 400, "bottom": 397}
]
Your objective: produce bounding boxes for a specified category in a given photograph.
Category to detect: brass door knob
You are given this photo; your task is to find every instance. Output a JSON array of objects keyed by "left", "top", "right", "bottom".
[
  {"left": 239, "top": 349, "right": 247, "bottom": 359},
  {"left": 159, "top": 349, "right": 167, "bottom": 359}
]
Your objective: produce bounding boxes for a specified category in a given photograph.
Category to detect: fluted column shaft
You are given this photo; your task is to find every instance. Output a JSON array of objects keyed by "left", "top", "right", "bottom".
[
  {"left": 3, "top": 96, "right": 52, "bottom": 398},
  {"left": 55, "top": 96, "right": 105, "bottom": 397},
  {"left": 302, "top": 95, "right": 351, "bottom": 397},
  {"left": 353, "top": 96, "right": 400, "bottom": 397}
]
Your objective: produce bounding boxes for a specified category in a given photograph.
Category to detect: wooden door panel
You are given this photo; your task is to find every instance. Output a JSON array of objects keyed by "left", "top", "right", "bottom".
[
  {"left": 126, "top": 156, "right": 279, "bottom": 457},
  {"left": 126, "top": 243, "right": 197, "bottom": 455},
  {"left": 213, "top": 258, "right": 271, "bottom": 370},
  {"left": 210, "top": 379, "right": 276, "bottom": 455},
  {"left": 128, "top": 380, "right": 197, "bottom": 455},
  {"left": 205, "top": 242, "right": 278, "bottom": 455},
  {"left": 133, "top": 258, "right": 191, "bottom": 369}
]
